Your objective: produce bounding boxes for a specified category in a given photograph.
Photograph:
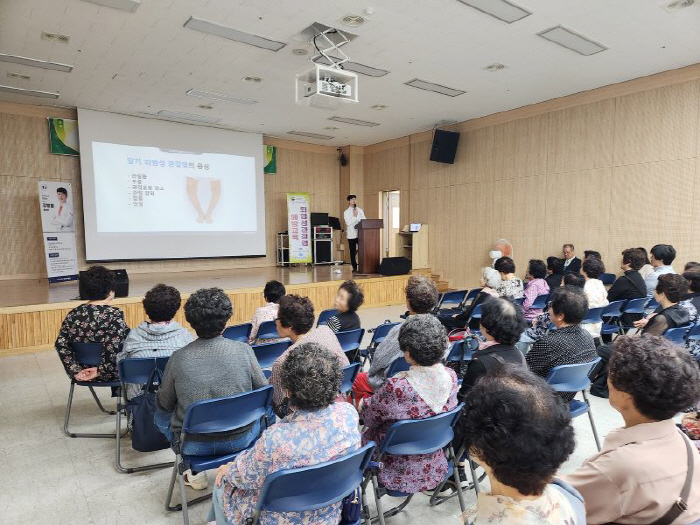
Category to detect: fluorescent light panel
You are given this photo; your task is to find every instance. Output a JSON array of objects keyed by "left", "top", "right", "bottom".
[
  {"left": 82, "top": 0, "right": 140, "bottom": 13},
  {"left": 186, "top": 88, "right": 258, "bottom": 105},
  {"left": 328, "top": 116, "right": 380, "bottom": 127},
  {"left": 457, "top": 0, "right": 531, "bottom": 23},
  {"left": 184, "top": 17, "right": 286, "bottom": 51},
  {"left": 0, "top": 53, "right": 73, "bottom": 73},
  {"left": 537, "top": 26, "right": 607, "bottom": 56},
  {"left": 404, "top": 79, "right": 465, "bottom": 97},
  {"left": 156, "top": 110, "right": 221, "bottom": 124},
  {"left": 0, "top": 84, "right": 59, "bottom": 98},
  {"left": 312, "top": 56, "right": 389, "bottom": 77},
  {"left": 287, "top": 131, "right": 334, "bottom": 140}
]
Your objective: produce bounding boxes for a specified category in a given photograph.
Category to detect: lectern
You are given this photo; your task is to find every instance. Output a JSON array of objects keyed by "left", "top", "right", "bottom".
[{"left": 356, "top": 219, "right": 383, "bottom": 275}]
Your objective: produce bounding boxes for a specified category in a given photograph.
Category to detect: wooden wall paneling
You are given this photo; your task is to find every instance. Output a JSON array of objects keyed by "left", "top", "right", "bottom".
[
  {"left": 613, "top": 80, "right": 700, "bottom": 166},
  {"left": 547, "top": 99, "right": 615, "bottom": 174},
  {"left": 493, "top": 114, "right": 549, "bottom": 181}
]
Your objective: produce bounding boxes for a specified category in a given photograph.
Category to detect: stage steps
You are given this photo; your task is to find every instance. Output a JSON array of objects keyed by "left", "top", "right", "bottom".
[{"left": 411, "top": 268, "right": 449, "bottom": 292}]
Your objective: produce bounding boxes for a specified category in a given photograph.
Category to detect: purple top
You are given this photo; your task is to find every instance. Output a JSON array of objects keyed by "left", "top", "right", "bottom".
[{"left": 522, "top": 278, "right": 550, "bottom": 321}]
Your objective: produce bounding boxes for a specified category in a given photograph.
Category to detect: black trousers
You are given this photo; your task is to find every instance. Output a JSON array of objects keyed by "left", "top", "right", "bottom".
[{"left": 348, "top": 238, "right": 358, "bottom": 271}]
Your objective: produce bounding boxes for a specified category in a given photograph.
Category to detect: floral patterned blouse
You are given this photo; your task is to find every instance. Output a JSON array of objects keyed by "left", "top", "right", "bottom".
[
  {"left": 497, "top": 278, "right": 525, "bottom": 300},
  {"left": 55, "top": 303, "right": 130, "bottom": 381},
  {"left": 362, "top": 365, "right": 459, "bottom": 493},
  {"left": 220, "top": 402, "right": 361, "bottom": 525},
  {"left": 249, "top": 302, "right": 280, "bottom": 344}
]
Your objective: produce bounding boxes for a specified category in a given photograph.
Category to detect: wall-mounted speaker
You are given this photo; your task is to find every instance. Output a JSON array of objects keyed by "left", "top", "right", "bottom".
[{"left": 430, "top": 129, "right": 460, "bottom": 164}]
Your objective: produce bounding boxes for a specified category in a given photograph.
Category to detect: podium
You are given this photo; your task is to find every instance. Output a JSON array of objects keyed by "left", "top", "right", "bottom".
[{"left": 356, "top": 219, "right": 383, "bottom": 275}]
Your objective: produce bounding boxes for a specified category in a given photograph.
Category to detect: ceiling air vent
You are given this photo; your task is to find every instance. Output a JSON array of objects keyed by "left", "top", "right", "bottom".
[{"left": 341, "top": 14, "right": 365, "bottom": 27}]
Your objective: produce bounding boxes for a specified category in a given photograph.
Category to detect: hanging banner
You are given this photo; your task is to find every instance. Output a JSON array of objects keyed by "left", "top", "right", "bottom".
[
  {"left": 264, "top": 145, "right": 277, "bottom": 174},
  {"left": 286, "top": 192, "right": 311, "bottom": 263},
  {"left": 38, "top": 181, "right": 79, "bottom": 283},
  {"left": 48, "top": 118, "right": 80, "bottom": 156}
]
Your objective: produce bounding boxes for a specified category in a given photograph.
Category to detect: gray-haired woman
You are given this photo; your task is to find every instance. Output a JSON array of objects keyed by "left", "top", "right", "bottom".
[{"left": 438, "top": 267, "right": 501, "bottom": 331}]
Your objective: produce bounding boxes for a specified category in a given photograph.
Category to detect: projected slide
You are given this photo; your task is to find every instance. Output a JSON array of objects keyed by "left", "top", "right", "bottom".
[{"left": 92, "top": 142, "right": 256, "bottom": 233}]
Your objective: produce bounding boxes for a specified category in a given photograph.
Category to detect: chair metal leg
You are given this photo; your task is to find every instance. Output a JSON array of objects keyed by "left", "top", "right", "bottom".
[
  {"left": 179, "top": 467, "right": 191, "bottom": 525},
  {"left": 449, "top": 446, "right": 466, "bottom": 512},
  {"left": 370, "top": 474, "right": 386, "bottom": 525},
  {"left": 64, "top": 381, "right": 119, "bottom": 438},
  {"left": 88, "top": 386, "right": 116, "bottom": 415},
  {"left": 583, "top": 391, "right": 602, "bottom": 451},
  {"left": 115, "top": 408, "right": 174, "bottom": 474},
  {"left": 165, "top": 461, "right": 179, "bottom": 511},
  {"left": 468, "top": 455, "right": 481, "bottom": 495},
  {"left": 164, "top": 454, "right": 215, "bottom": 516}
]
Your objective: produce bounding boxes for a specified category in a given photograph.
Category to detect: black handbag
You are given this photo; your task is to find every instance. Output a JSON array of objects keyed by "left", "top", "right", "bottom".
[
  {"left": 341, "top": 487, "right": 362, "bottom": 523},
  {"left": 129, "top": 367, "right": 170, "bottom": 452}
]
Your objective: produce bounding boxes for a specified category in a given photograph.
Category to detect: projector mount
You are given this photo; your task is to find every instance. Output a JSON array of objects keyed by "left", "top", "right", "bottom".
[{"left": 310, "top": 27, "right": 350, "bottom": 70}]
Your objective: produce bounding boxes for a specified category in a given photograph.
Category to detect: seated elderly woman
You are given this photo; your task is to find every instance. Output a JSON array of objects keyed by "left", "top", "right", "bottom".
[
  {"left": 207, "top": 343, "right": 360, "bottom": 525},
  {"left": 249, "top": 279, "right": 286, "bottom": 344},
  {"left": 461, "top": 366, "right": 582, "bottom": 524},
  {"left": 495, "top": 256, "right": 524, "bottom": 300},
  {"left": 581, "top": 256, "right": 609, "bottom": 339},
  {"left": 522, "top": 259, "right": 550, "bottom": 322},
  {"left": 155, "top": 288, "right": 267, "bottom": 491},
  {"left": 438, "top": 266, "right": 500, "bottom": 332},
  {"left": 362, "top": 314, "right": 458, "bottom": 493},
  {"left": 55, "top": 265, "right": 129, "bottom": 383},
  {"left": 326, "top": 279, "right": 364, "bottom": 333},
  {"left": 565, "top": 336, "right": 700, "bottom": 524}
]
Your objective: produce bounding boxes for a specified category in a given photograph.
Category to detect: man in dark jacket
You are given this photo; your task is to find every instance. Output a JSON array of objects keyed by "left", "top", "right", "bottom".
[{"left": 562, "top": 243, "right": 581, "bottom": 274}]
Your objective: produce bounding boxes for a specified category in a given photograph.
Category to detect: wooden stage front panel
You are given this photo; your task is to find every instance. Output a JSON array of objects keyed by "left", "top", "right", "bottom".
[{"left": 0, "top": 267, "right": 410, "bottom": 355}]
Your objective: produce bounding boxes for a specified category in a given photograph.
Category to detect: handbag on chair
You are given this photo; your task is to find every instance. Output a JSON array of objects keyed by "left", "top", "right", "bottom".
[{"left": 129, "top": 367, "right": 170, "bottom": 452}]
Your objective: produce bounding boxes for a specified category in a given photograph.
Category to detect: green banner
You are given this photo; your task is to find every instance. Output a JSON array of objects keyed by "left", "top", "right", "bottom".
[
  {"left": 49, "top": 118, "right": 80, "bottom": 156},
  {"left": 264, "top": 145, "right": 277, "bottom": 174}
]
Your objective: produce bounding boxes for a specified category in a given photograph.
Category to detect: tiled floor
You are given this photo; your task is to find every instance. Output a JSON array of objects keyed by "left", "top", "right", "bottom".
[{"left": 0, "top": 304, "right": 624, "bottom": 525}]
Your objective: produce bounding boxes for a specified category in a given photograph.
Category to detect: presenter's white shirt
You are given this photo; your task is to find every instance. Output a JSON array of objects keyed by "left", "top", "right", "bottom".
[
  {"left": 344, "top": 206, "right": 365, "bottom": 240},
  {"left": 51, "top": 201, "right": 74, "bottom": 230}
]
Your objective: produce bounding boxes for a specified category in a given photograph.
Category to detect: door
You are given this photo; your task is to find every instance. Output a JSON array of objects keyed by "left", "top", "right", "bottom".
[{"left": 380, "top": 190, "right": 401, "bottom": 258}]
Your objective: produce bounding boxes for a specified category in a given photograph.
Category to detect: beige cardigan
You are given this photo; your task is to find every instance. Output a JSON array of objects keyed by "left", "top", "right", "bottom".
[{"left": 564, "top": 419, "right": 700, "bottom": 524}]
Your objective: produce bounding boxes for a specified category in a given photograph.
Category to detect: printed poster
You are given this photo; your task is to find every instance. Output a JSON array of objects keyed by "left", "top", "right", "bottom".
[
  {"left": 38, "top": 181, "right": 79, "bottom": 283},
  {"left": 48, "top": 117, "right": 80, "bottom": 156},
  {"left": 264, "top": 145, "right": 277, "bottom": 174},
  {"left": 286, "top": 192, "right": 311, "bottom": 263}
]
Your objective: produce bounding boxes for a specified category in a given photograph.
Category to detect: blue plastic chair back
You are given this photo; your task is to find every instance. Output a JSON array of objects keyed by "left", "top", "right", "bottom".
[
  {"left": 601, "top": 300, "right": 627, "bottom": 319},
  {"left": 118, "top": 356, "right": 170, "bottom": 385},
  {"left": 253, "top": 340, "right": 291, "bottom": 369},
  {"left": 687, "top": 323, "right": 700, "bottom": 341},
  {"left": 317, "top": 308, "right": 339, "bottom": 327},
  {"left": 531, "top": 293, "right": 550, "bottom": 310},
  {"left": 439, "top": 290, "right": 467, "bottom": 308},
  {"left": 600, "top": 273, "right": 616, "bottom": 285},
  {"left": 663, "top": 326, "right": 690, "bottom": 345},
  {"left": 647, "top": 297, "right": 660, "bottom": 310},
  {"left": 545, "top": 359, "right": 600, "bottom": 393},
  {"left": 378, "top": 404, "right": 463, "bottom": 458},
  {"left": 254, "top": 443, "right": 375, "bottom": 515},
  {"left": 223, "top": 323, "right": 253, "bottom": 342},
  {"left": 70, "top": 342, "right": 107, "bottom": 366},
  {"left": 336, "top": 328, "right": 365, "bottom": 352},
  {"left": 370, "top": 322, "right": 400, "bottom": 346},
  {"left": 581, "top": 307, "right": 604, "bottom": 325},
  {"left": 340, "top": 363, "right": 361, "bottom": 395},
  {"left": 182, "top": 385, "right": 274, "bottom": 436},
  {"left": 257, "top": 320, "right": 281, "bottom": 340},
  {"left": 513, "top": 297, "right": 525, "bottom": 306},
  {"left": 387, "top": 356, "right": 410, "bottom": 377},
  {"left": 623, "top": 298, "right": 647, "bottom": 315},
  {"left": 465, "top": 288, "right": 482, "bottom": 302},
  {"left": 446, "top": 338, "right": 478, "bottom": 363},
  {"left": 470, "top": 303, "right": 483, "bottom": 321}
]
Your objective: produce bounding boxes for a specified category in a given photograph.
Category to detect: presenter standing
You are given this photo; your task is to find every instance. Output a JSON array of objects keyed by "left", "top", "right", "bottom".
[{"left": 343, "top": 194, "right": 365, "bottom": 273}]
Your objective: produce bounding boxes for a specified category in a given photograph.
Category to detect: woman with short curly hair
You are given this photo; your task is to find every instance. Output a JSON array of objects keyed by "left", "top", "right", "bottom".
[
  {"left": 209, "top": 343, "right": 360, "bottom": 525},
  {"left": 326, "top": 279, "right": 364, "bottom": 333},
  {"left": 362, "top": 314, "right": 459, "bottom": 493},
  {"left": 495, "top": 256, "right": 524, "bottom": 300},
  {"left": 566, "top": 336, "right": 700, "bottom": 524}
]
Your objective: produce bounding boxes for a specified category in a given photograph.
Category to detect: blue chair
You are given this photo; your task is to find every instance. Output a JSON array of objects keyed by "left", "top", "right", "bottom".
[
  {"left": 600, "top": 272, "right": 616, "bottom": 285},
  {"left": 256, "top": 320, "right": 281, "bottom": 340},
  {"left": 317, "top": 308, "right": 339, "bottom": 327},
  {"left": 362, "top": 322, "right": 400, "bottom": 364},
  {"left": 620, "top": 298, "right": 647, "bottom": 330},
  {"left": 469, "top": 303, "right": 483, "bottom": 323},
  {"left": 336, "top": 328, "right": 365, "bottom": 363},
  {"left": 222, "top": 322, "right": 253, "bottom": 342},
  {"left": 463, "top": 287, "right": 482, "bottom": 306},
  {"left": 686, "top": 322, "right": 700, "bottom": 342},
  {"left": 386, "top": 356, "right": 410, "bottom": 377},
  {"left": 600, "top": 300, "right": 627, "bottom": 336},
  {"left": 513, "top": 297, "right": 525, "bottom": 306},
  {"left": 165, "top": 386, "right": 274, "bottom": 525},
  {"left": 546, "top": 359, "right": 602, "bottom": 451},
  {"left": 435, "top": 290, "right": 468, "bottom": 314},
  {"left": 116, "top": 356, "right": 172, "bottom": 473},
  {"left": 253, "top": 340, "right": 291, "bottom": 370},
  {"left": 531, "top": 293, "right": 550, "bottom": 310},
  {"left": 64, "top": 342, "right": 122, "bottom": 439},
  {"left": 663, "top": 325, "right": 690, "bottom": 345},
  {"left": 363, "top": 405, "right": 468, "bottom": 525},
  {"left": 445, "top": 337, "right": 478, "bottom": 365},
  {"left": 341, "top": 362, "right": 361, "bottom": 399},
  {"left": 248, "top": 442, "right": 376, "bottom": 525},
  {"left": 581, "top": 306, "right": 604, "bottom": 326},
  {"left": 646, "top": 297, "right": 661, "bottom": 312}
]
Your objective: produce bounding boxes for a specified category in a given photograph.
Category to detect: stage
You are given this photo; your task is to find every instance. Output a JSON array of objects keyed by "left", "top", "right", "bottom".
[{"left": 0, "top": 265, "right": 412, "bottom": 355}]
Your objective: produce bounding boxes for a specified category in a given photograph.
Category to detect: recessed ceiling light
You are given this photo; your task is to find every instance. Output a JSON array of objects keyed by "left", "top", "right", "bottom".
[
  {"left": 324, "top": 126, "right": 340, "bottom": 130},
  {"left": 537, "top": 26, "right": 607, "bottom": 56},
  {"left": 485, "top": 62, "right": 507, "bottom": 71},
  {"left": 0, "top": 53, "right": 73, "bottom": 72},
  {"left": 341, "top": 14, "right": 366, "bottom": 27},
  {"left": 287, "top": 130, "right": 334, "bottom": 140},
  {"left": 186, "top": 88, "right": 258, "bottom": 105},
  {"left": 41, "top": 31, "right": 70, "bottom": 44},
  {"left": 457, "top": 0, "right": 531, "bottom": 23},
  {"left": 184, "top": 17, "right": 286, "bottom": 51},
  {"left": 292, "top": 48, "right": 308, "bottom": 56},
  {"left": 156, "top": 110, "right": 221, "bottom": 124},
  {"left": 82, "top": 0, "right": 140, "bottom": 12},
  {"left": 197, "top": 104, "right": 213, "bottom": 110},
  {"left": 370, "top": 104, "right": 388, "bottom": 110},
  {"left": 404, "top": 78, "right": 466, "bottom": 97},
  {"left": 243, "top": 76, "right": 262, "bottom": 83},
  {"left": 328, "top": 116, "right": 380, "bottom": 127},
  {"left": 0, "top": 85, "right": 59, "bottom": 98},
  {"left": 312, "top": 56, "right": 389, "bottom": 77},
  {"left": 7, "top": 72, "right": 31, "bottom": 81}
]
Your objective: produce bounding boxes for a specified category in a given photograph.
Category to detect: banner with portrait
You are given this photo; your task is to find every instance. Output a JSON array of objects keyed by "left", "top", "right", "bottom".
[
  {"left": 286, "top": 192, "right": 311, "bottom": 263},
  {"left": 38, "top": 181, "right": 79, "bottom": 283}
]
